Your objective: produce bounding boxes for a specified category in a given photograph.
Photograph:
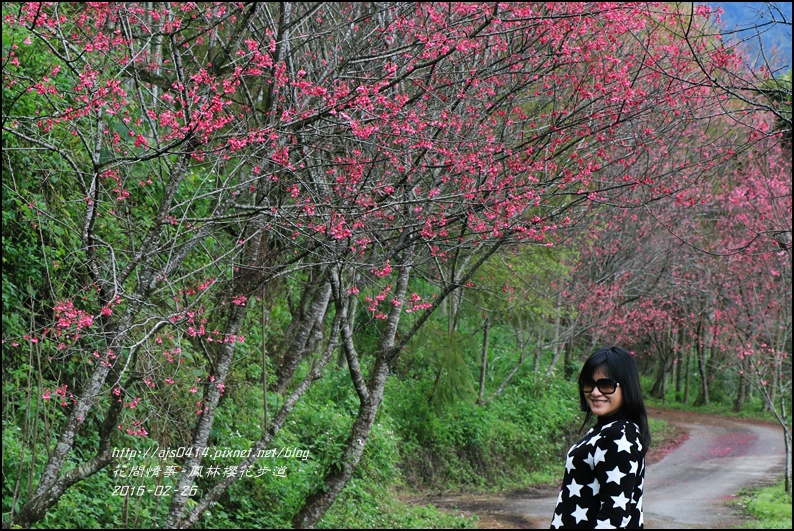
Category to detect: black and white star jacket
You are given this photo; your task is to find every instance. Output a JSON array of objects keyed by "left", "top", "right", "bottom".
[{"left": 550, "top": 417, "right": 645, "bottom": 529}]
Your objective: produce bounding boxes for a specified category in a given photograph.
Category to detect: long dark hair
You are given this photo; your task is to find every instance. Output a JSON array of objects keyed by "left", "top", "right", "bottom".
[{"left": 578, "top": 346, "right": 651, "bottom": 454}]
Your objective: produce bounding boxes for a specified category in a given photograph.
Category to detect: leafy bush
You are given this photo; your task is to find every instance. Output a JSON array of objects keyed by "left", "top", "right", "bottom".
[{"left": 387, "top": 373, "right": 580, "bottom": 491}]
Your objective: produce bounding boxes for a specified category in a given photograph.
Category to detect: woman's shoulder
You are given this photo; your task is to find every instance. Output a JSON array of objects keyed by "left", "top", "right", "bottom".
[
  {"left": 597, "top": 418, "right": 641, "bottom": 439},
  {"left": 594, "top": 418, "right": 644, "bottom": 455}
]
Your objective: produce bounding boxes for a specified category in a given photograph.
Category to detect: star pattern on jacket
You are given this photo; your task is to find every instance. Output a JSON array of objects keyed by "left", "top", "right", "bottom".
[{"left": 551, "top": 419, "right": 645, "bottom": 529}]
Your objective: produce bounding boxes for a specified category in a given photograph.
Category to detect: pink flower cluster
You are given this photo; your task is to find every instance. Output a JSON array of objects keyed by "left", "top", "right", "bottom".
[
  {"left": 54, "top": 300, "right": 94, "bottom": 331},
  {"left": 371, "top": 260, "right": 392, "bottom": 277},
  {"left": 41, "top": 384, "right": 73, "bottom": 407},
  {"left": 118, "top": 420, "right": 148, "bottom": 437},
  {"left": 404, "top": 293, "right": 433, "bottom": 314}
]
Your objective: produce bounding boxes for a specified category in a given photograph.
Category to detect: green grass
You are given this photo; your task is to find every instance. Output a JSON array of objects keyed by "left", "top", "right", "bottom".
[
  {"left": 731, "top": 479, "right": 792, "bottom": 529},
  {"left": 647, "top": 417, "right": 679, "bottom": 449},
  {"left": 319, "top": 483, "right": 478, "bottom": 529},
  {"left": 644, "top": 395, "right": 782, "bottom": 425}
]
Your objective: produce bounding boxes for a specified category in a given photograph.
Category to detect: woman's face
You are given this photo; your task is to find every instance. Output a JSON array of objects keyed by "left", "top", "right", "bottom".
[{"left": 585, "top": 366, "right": 624, "bottom": 418}]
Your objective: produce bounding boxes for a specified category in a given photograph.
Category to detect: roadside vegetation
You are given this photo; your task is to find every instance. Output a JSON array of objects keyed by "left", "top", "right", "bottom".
[{"left": 732, "top": 479, "right": 792, "bottom": 530}]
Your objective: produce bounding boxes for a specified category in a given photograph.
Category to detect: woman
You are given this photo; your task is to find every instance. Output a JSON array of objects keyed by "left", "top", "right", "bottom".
[{"left": 550, "top": 346, "right": 651, "bottom": 529}]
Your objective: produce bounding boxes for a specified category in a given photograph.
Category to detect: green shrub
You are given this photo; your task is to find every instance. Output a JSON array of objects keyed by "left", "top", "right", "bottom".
[
  {"left": 733, "top": 479, "right": 792, "bottom": 529},
  {"left": 387, "top": 373, "right": 581, "bottom": 491}
]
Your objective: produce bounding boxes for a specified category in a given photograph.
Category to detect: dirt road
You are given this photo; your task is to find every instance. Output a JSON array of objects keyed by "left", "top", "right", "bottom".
[{"left": 408, "top": 409, "right": 787, "bottom": 529}]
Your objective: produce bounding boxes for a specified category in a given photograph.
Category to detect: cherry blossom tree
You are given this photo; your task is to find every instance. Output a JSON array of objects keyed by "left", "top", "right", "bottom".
[
  {"left": 565, "top": 113, "right": 791, "bottom": 489},
  {"left": 713, "top": 137, "right": 792, "bottom": 492},
  {"left": 2, "top": 2, "right": 775, "bottom": 527}
]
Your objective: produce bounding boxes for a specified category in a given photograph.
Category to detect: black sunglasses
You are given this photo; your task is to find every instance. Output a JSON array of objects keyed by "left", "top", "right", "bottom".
[{"left": 579, "top": 377, "right": 620, "bottom": 395}]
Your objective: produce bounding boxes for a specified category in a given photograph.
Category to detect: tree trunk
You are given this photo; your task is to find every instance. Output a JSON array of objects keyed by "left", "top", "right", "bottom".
[
  {"left": 164, "top": 304, "right": 248, "bottom": 528},
  {"left": 649, "top": 356, "right": 666, "bottom": 400},
  {"left": 292, "top": 359, "right": 390, "bottom": 528},
  {"left": 337, "top": 293, "right": 357, "bottom": 369},
  {"left": 785, "top": 429, "right": 792, "bottom": 494},
  {"left": 777, "top": 361, "right": 791, "bottom": 494},
  {"left": 550, "top": 292, "right": 562, "bottom": 372},
  {"left": 546, "top": 343, "right": 564, "bottom": 377},
  {"left": 684, "top": 349, "right": 691, "bottom": 404},
  {"left": 695, "top": 351, "right": 709, "bottom": 406},
  {"left": 478, "top": 318, "right": 490, "bottom": 404},
  {"left": 734, "top": 360, "right": 747, "bottom": 412},
  {"left": 292, "top": 262, "right": 412, "bottom": 528},
  {"left": 480, "top": 343, "right": 534, "bottom": 406},
  {"left": 275, "top": 281, "right": 332, "bottom": 393},
  {"left": 649, "top": 337, "right": 668, "bottom": 401},
  {"left": 694, "top": 321, "right": 710, "bottom": 406},
  {"left": 533, "top": 346, "right": 540, "bottom": 375},
  {"left": 765, "top": 363, "right": 779, "bottom": 414},
  {"left": 563, "top": 341, "right": 575, "bottom": 380}
]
